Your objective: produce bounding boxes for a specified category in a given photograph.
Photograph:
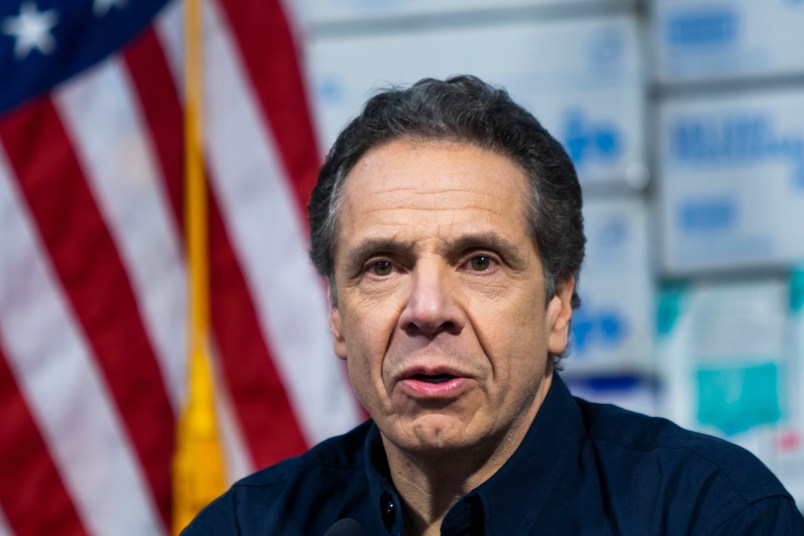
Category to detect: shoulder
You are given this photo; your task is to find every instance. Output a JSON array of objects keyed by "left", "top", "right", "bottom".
[
  {"left": 574, "top": 398, "right": 801, "bottom": 533},
  {"left": 236, "top": 418, "right": 371, "bottom": 487},
  {"left": 182, "top": 421, "right": 373, "bottom": 535},
  {"left": 577, "top": 399, "right": 786, "bottom": 500}
]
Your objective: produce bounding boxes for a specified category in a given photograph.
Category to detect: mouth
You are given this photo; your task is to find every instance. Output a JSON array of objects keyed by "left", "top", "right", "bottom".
[
  {"left": 397, "top": 369, "right": 468, "bottom": 398},
  {"left": 410, "top": 373, "right": 456, "bottom": 384}
]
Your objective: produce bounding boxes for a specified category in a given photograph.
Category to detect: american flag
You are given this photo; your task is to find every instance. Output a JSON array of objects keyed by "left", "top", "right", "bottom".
[{"left": 0, "top": 0, "right": 362, "bottom": 534}]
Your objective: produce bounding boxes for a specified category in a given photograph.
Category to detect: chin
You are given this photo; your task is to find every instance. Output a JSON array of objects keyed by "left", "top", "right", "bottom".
[{"left": 391, "top": 414, "right": 482, "bottom": 455}]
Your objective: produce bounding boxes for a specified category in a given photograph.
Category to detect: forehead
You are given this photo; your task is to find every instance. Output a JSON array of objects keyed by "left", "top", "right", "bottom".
[{"left": 335, "top": 139, "right": 532, "bottom": 248}]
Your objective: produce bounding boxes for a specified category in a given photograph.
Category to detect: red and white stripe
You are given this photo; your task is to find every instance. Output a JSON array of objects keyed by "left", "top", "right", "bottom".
[{"left": 0, "top": 0, "right": 363, "bottom": 534}]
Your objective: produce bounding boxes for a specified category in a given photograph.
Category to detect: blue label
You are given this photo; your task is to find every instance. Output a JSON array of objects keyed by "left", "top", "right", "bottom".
[
  {"left": 665, "top": 7, "right": 739, "bottom": 48},
  {"left": 656, "top": 282, "right": 687, "bottom": 337},
  {"left": 791, "top": 267, "right": 804, "bottom": 313},
  {"left": 696, "top": 362, "right": 782, "bottom": 436},
  {"left": 669, "top": 113, "right": 804, "bottom": 188},
  {"left": 677, "top": 197, "right": 736, "bottom": 232}
]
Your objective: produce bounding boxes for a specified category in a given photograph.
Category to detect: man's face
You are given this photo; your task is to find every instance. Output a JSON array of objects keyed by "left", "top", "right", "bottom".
[{"left": 329, "top": 139, "right": 574, "bottom": 459}]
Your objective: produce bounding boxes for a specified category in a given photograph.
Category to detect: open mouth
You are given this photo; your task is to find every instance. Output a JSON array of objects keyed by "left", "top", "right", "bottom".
[{"left": 411, "top": 373, "right": 455, "bottom": 384}]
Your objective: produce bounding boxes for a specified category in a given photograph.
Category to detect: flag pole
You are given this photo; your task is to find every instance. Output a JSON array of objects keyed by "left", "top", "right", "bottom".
[{"left": 172, "top": 0, "right": 226, "bottom": 533}]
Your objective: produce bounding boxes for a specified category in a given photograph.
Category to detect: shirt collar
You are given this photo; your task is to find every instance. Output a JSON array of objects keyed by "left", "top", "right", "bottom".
[
  {"left": 472, "top": 373, "right": 585, "bottom": 534},
  {"left": 364, "top": 423, "right": 404, "bottom": 534},
  {"left": 363, "top": 373, "right": 585, "bottom": 535}
]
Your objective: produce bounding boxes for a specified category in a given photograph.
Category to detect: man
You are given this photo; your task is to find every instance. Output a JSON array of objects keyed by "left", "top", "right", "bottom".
[{"left": 184, "top": 76, "right": 804, "bottom": 535}]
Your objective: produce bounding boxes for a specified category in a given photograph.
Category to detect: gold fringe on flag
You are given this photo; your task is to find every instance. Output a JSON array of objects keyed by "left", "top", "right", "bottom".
[{"left": 172, "top": 0, "right": 226, "bottom": 533}]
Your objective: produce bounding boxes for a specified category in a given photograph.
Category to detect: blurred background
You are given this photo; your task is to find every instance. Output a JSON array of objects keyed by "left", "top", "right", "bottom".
[{"left": 0, "top": 0, "right": 802, "bottom": 533}]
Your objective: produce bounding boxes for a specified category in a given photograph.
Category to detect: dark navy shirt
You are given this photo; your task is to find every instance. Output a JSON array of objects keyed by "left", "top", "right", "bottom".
[{"left": 183, "top": 375, "right": 804, "bottom": 535}]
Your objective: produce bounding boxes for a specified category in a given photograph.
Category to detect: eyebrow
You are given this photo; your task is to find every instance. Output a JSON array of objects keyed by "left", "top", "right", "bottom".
[{"left": 348, "top": 237, "right": 416, "bottom": 262}]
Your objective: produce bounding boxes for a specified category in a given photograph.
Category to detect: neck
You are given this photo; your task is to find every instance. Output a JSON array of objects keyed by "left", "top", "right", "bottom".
[
  {"left": 387, "top": 447, "right": 486, "bottom": 535},
  {"left": 383, "top": 374, "right": 553, "bottom": 535}
]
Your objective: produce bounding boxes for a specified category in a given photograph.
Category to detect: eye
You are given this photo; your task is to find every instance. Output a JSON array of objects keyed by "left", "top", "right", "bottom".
[
  {"left": 370, "top": 260, "right": 393, "bottom": 276},
  {"left": 468, "top": 255, "right": 493, "bottom": 272}
]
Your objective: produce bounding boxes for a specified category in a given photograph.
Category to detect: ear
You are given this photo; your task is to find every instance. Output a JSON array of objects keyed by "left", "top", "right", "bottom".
[
  {"left": 546, "top": 275, "right": 575, "bottom": 356},
  {"left": 329, "top": 300, "right": 348, "bottom": 361}
]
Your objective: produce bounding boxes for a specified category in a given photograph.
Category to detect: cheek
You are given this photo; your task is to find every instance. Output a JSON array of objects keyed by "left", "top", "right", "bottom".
[
  {"left": 345, "top": 357, "right": 373, "bottom": 409},
  {"left": 479, "top": 293, "right": 548, "bottom": 376},
  {"left": 490, "top": 279, "right": 543, "bottom": 321},
  {"left": 343, "top": 328, "right": 397, "bottom": 418},
  {"left": 340, "top": 307, "right": 395, "bottom": 386}
]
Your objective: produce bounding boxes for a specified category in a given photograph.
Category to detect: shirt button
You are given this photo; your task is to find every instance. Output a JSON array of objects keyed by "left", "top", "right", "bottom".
[
  {"left": 384, "top": 498, "right": 396, "bottom": 517},
  {"left": 380, "top": 493, "right": 397, "bottom": 533}
]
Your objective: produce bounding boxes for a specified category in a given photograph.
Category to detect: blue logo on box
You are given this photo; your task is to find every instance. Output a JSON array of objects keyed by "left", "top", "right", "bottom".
[
  {"left": 670, "top": 114, "right": 804, "bottom": 189},
  {"left": 665, "top": 7, "right": 738, "bottom": 48},
  {"left": 563, "top": 109, "right": 622, "bottom": 169},
  {"left": 572, "top": 303, "right": 628, "bottom": 355}
]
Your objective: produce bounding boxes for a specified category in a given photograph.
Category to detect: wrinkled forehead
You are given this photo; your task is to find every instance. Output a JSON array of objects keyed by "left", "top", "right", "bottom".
[{"left": 333, "top": 138, "right": 535, "bottom": 251}]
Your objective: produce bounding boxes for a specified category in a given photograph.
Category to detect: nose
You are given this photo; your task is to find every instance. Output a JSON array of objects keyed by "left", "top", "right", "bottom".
[{"left": 398, "top": 261, "right": 465, "bottom": 337}]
